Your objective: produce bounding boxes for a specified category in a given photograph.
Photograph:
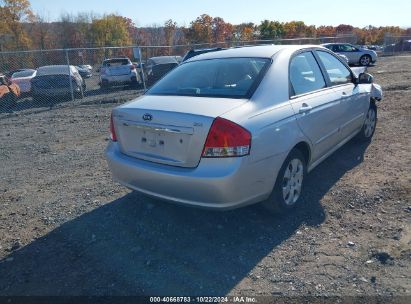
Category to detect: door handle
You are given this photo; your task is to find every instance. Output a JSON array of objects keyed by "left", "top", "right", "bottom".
[
  {"left": 342, "top": 91, "right": 347, "bottom": 96},
  {"left": 299, "top": 103, "right": 312, "bottom": 114}
]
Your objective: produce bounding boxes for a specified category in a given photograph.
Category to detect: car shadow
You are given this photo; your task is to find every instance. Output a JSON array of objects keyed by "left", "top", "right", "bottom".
[{"left": 0, "top": 139, "right": 370, "bottom": 296}]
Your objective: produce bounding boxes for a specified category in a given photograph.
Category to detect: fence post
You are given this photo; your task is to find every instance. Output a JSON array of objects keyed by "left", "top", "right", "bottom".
[
  {"left": 65, "top": 49, "right": 75, "bottom": 102},
  {"left": 137, "top": 47, "right": 146, "bottom": 91}
]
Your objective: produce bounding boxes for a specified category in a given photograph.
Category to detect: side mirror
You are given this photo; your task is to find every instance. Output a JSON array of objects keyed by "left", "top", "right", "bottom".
[{"left": 358, "top": 72, "right": 374, "bottom": 84}]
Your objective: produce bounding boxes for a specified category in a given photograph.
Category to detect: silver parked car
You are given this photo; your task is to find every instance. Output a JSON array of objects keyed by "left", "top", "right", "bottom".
[
  {"left": 106, "top": 45, "right": 382, "bottom": 210},
  {"left": 322, "top": 43, "right": 377, "bottom": 66},
  {"left": 100, "top": 57, "right": 141, "bottom": 88}
]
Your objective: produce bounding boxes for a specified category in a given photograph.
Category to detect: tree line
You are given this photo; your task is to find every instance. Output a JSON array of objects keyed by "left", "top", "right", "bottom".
[{"left": 1, "top": 0, "right": 410, "bottom": 52}]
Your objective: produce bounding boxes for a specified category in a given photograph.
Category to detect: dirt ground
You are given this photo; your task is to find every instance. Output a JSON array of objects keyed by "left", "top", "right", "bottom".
[{"left": 0, "top": 56, "right": 410, "bottom": 298}]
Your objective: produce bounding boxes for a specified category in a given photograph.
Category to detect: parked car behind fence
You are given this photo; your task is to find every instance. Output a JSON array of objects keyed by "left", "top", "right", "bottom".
[
  {"left": 146, "top": 56, "right": 180, "bottom": 86},
  {"left": 11, "top": 69, "right": 36, "bottom": 95},
  {"left": 31, "top": 65, "right": 86, "bottom": 102},
  {"left": 322, "top": 43, "right": 377, "bottom": 66},
  {"left": 99, "top": 57, "right": 141, "bottom": 89}
]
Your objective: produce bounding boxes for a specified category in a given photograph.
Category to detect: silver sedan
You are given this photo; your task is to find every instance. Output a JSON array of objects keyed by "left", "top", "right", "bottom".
[
  {"left": 322, "top": 43, "right": 378, "bottom": 66},
  {"left": 106, "top": 45, "right": 382, "bottom": 210}
]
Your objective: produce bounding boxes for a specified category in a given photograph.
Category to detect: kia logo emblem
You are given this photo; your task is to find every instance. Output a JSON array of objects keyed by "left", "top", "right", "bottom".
[{"left": 143, "top": 113, "right": 153, "bottom": 121}]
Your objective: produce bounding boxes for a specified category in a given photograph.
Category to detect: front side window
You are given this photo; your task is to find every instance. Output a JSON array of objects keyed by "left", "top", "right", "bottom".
[
  {"left": 317, "top": 51, "right": 352, "bottom": 86},
  {"left": 147, "top": 57, "right": 270, "bottom": 99},
  {"left": 326, "top": 45, "right": 337, "bottom": 52},
  {"left": 339, "top": 44, "right": 357, "bottom": 52},
  {"left": 289, "top": 51, "right": 326, "bottom": 96}
]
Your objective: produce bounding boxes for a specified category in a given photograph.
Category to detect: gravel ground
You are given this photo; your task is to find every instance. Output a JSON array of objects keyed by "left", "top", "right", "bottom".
[{"left": 0, "top": 56, "right": 410, "bottom": 298}]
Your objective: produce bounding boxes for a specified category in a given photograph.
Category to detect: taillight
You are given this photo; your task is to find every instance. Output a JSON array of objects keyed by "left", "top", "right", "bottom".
[
  {"left": 202, "top": 117, "right": 251, "bottom": 158},
  {"left": 130, "top": 65, "right": 136, "bottom": 71},
  {"left": 110, "top": 114, "right": 117, "bottom": 141}
]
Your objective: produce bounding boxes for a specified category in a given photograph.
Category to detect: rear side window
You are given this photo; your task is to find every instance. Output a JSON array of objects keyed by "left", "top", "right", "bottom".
[
  {"left": 325, "top": 45, "right": 336, "bottom": 52},
  {"left": 338, "top": 44, "right": 357, "bottom": 52},
  {"left": 316, "top": 51, "right": 352, "bottom": 85},
  {"left": 289, "top": 51, "right": 326, "bottom": 96}
]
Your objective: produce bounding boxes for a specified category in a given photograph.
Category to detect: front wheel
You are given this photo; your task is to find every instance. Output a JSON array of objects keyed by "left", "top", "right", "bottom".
[
  {"left": 263, "top": 149, "right": 307, "bottom": 212},
  {"left": 356, "top": 104, "right": 377, "bottom": 141}
]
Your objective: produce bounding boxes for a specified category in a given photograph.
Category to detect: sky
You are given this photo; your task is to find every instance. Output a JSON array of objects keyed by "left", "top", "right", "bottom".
[{"left": 30, "top": 0, "right": 410, "bottom": 28}]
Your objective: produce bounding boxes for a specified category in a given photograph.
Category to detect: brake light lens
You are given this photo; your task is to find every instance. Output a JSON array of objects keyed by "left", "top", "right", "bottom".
[
  {"left": 110, "top": 113, "right": 117, "bottom": 141},
  {"left": 130, "top": 64, "right": 136, "bottom": 71},
  {"left": 202, "top": 117, "right": 251, "bottom": 158}
]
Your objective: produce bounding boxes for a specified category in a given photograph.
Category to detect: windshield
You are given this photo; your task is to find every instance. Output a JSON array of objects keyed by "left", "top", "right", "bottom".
[
  {"left": 147, "top": 57, "right": 270, "bottom": 99},
  {"left": 103, "top": 59, "right": 129, "bottom": 67},
  {"left": 12, "top": 70, "right": 35, "bottom": 78}
]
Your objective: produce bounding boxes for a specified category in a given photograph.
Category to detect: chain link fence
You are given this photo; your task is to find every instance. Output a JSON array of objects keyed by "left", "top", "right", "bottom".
[
  {"left": 0, "top": 36, "right": 357, "bottom": 115},
  {"left": 383, "top": 34, "right": 411, "bottom": 56}
]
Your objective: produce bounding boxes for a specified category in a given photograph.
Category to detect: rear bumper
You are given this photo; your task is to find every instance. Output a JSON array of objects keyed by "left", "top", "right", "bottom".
[
  {"left": 101, "top": 73, "right": 139, "bottom": 84},
  {"left": 105, "top": 142, "right": 284, "bottom": 209},
  {"left": 32, "top": 86, "right": 80, "bottom": 96}
]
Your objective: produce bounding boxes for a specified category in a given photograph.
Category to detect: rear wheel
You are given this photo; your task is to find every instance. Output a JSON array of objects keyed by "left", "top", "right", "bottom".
[
  {"left": 100, "top": 81, "right": 110, "bottom": 91},
  {"left": 359, "top": 54, "right": 371, "bottom": 66},
  {"left": 263, "top": 149, "right": 307, "bottom": 212},
  {"left": 356, "top": 103, "right": 377, "bottom": 141},
  {"left": 8, "top": 92, "right": 17, "bottom": 107}
]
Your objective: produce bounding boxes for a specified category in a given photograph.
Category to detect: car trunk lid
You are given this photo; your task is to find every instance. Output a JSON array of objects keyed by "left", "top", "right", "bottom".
[{"left": 112, "top": 95, "right": 247, "bottom": 168}]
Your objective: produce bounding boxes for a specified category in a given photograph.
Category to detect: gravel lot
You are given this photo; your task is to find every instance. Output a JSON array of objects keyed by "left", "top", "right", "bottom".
[{"left": 0, "top": 56, "right": 410, "bottom": 298}]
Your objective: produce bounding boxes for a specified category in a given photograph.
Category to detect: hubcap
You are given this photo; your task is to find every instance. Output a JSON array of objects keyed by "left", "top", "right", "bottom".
[
  {"left": 282, "top": 158, "right": 304, "bottom": 206},
  {"left": 364, "top": 108, "right": 376, "bottom": 137},
  {"left": 361, "top": 56, "right": 370, "bottom": 66}
]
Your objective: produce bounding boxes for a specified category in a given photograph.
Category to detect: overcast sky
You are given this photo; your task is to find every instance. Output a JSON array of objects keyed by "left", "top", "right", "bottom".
[{"left": 30, "top": 0, "right": 410, "bottom": 28}]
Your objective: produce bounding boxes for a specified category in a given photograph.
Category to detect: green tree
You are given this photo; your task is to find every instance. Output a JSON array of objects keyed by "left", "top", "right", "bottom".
[
  {"left": 258, "top": 20, "right": 284, "bottom": 39},
  {"left": 89, "top": 14, "right": 132, "bottom": 47}
]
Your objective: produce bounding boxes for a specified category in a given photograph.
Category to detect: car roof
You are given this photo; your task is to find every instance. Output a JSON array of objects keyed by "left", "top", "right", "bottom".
[
  {"left": 322, "top": 43, "right": 352, "bottom": 45},
  {"left": 104, "top": 58, "right": 130, "bottom": 62},
  {"left": 186, "top": 44, "right": 322, "bottom": 61},
  {"left": 36, "top": 65, "right": 76, "bottom": 76}
]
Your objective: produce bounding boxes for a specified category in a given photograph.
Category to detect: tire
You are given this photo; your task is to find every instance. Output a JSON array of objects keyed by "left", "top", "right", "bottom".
[
  {"left": 129, "top": 77, "right": 140, "bottom": 89},
  {"left": 2, "top": 93, "right": 16, "bottom": 110},
  {"left": 8, "top": 93, "right": 17, "bottom": 108},
  {"left": 263, "top": 149, "right": 307, "bottom": 213},
  {"left": 100, "top": 81, "right": 110, "bottom": 91},
  {"left": 75, "top": 86, "right": 84, "bottom": 99},
  {"left": 356, "top": 103, "right": 377, "bottom": 142},
  {"left": 359, "top": 54, "right": 372, "bottom": 66}
]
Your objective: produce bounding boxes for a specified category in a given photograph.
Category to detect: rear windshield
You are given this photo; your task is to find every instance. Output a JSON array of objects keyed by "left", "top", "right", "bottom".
[
  {"left": 103, "top": 59, "right": 129, "bottom": 67},
  {"left": 12, "top": 70, "right": 35, "bottom": 78},
  {"left": 147, "top": 57, "right": 270, "bottom": 99}
]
